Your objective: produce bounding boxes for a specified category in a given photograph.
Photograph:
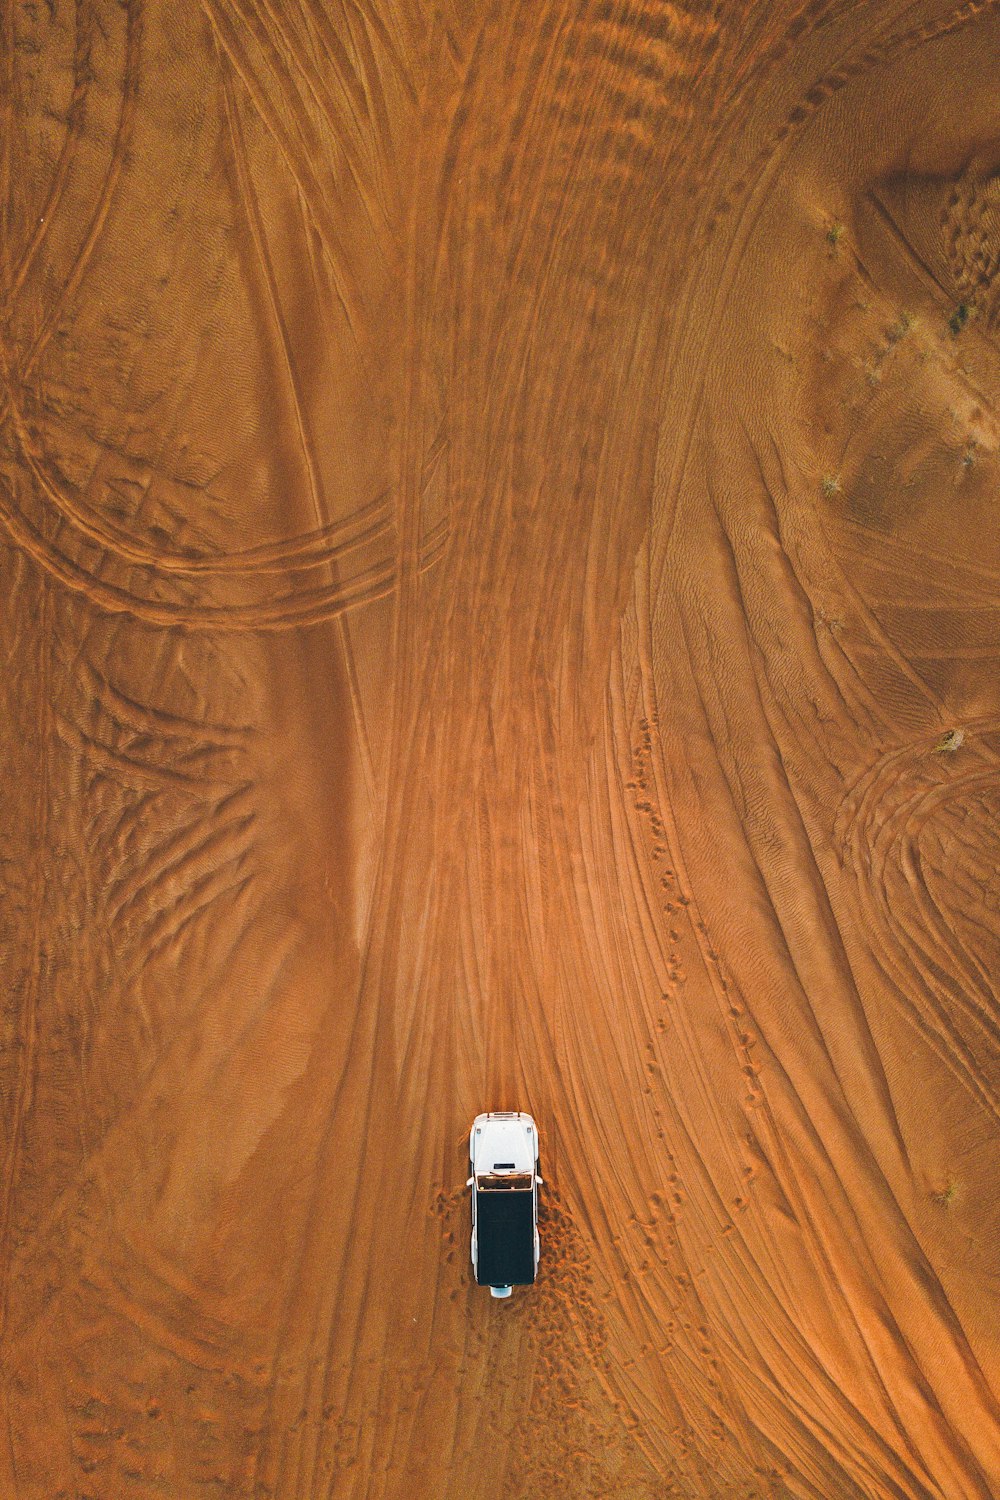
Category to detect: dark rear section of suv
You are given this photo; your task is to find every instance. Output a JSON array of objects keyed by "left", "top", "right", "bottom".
[{"left": 475, "top": 1184, "right": 535, "bottom": 1287}]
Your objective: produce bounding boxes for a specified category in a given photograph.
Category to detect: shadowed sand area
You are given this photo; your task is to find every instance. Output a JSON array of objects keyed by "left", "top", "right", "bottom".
[{"left": 2, "top": 1, "right": 1000, "bottom": 1496}]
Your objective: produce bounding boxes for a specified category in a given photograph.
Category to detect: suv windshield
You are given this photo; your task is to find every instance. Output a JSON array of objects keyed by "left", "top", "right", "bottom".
[{"left": 478, "top": 1172, "right": 532, "bottom": 1191}]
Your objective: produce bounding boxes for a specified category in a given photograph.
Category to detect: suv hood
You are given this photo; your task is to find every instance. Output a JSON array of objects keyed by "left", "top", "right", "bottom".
[{"left": 472, "top": 1116, "right": 535, "bottom": 1174}]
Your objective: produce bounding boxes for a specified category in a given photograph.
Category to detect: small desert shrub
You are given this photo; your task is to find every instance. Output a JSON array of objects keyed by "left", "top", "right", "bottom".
[
  {"left": 888, "top": 311, "right": 916, "bottom": 342},
  {"left": 821, "top": 473, "right": 841, "bottom": 497}
]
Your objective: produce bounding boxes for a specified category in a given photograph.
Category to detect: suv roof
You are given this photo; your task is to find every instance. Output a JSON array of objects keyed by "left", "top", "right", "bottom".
[{"left": 475, "top": 1184, "right": 535, "bottom": 1286}]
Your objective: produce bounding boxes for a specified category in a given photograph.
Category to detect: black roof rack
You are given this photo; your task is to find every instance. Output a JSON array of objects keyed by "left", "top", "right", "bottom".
[{"left": 476, "top": 1186, "right": 534, "bottom": 1286}]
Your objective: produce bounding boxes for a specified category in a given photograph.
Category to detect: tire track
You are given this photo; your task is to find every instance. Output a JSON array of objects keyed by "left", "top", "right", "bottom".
[
  {"left": 3, "top": 386, "right": 397, "bottom": 576},
  {"left": 221, "top": 0, "right": 394, "bottom": 248},
  {"left": 0, "top": 0, "right": 97, "bottom": 316},
  {"left": 0, "top": 578, "right": 49, "bottom": 1345},
  {"left": 4, "top": 0, "right": 144, "bottom": 393},
  {"left": 0, "top": 0, "right": 16, "bottom": 298},
  {"left": 646, "top": 0, "right": 1000, "bottom": 623},
  {"left": 836, "top": 722, "right": 1000, "bottom": 1121},
  {"left": 201, "top": 0, "right": 370, "bottom": 367},
  {"left": 0, "top": 467, "right": 449, "bottom": 629}
]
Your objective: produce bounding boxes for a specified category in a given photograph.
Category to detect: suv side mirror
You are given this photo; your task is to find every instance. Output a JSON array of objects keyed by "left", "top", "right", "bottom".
[{"left": 466, "top": 1176, "right": 474, "bottom": 1188}]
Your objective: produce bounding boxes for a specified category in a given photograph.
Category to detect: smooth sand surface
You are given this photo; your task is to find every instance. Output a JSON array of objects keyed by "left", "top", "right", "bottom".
[{"left": 2, "top": 2, "right": 1000, "bottom": 1496}]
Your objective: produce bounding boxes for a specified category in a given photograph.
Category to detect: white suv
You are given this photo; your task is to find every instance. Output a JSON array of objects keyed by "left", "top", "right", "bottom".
[{"left": 467, "top": 1112, "right": 542, "bottom": 1299}]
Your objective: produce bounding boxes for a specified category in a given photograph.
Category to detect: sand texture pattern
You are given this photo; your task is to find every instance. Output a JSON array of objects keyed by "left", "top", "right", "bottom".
[{"left": 2, "top": 0, "right": 1000, "bottom": 1496}]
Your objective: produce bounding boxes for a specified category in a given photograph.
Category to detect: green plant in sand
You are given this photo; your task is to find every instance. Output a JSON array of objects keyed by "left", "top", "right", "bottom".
[{"left": 933, "top": 728, "right": 964, "bottom": 753}]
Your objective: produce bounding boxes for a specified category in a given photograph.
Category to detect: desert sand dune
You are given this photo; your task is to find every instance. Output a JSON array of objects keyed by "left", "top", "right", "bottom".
[{"left": 2, "top": 0, "right": 1000, "bottom": 1496}]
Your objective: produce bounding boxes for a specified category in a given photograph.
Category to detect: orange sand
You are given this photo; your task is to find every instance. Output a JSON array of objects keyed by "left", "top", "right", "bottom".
[{"left": 2, "top": 1, "right": 1000, "bottom": 1495}]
